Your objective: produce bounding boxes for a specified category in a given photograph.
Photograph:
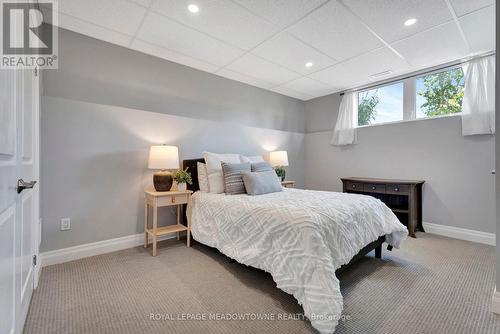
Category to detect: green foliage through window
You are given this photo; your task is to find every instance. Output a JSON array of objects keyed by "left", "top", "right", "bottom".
[
  {"left": 417, "top": 68, "right": 465, "bottom": 117},
  {"left": 358, "top": 90, "right": 379, "bottom": 126}
]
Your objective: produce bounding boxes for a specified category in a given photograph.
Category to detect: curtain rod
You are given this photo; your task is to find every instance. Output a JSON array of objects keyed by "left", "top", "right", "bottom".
[{"left": 339, "top": 51, "right": 496, "bottom": 96}]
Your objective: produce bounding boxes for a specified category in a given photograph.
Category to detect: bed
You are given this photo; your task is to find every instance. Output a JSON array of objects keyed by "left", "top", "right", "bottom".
[{"left": 183, "top": 159, "right": 408, "bottom": 334}]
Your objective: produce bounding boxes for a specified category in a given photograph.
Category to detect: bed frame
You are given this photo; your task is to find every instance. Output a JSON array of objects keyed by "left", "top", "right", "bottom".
[{"left": 182, "top": 158, "right": 386, "bottom": 273}]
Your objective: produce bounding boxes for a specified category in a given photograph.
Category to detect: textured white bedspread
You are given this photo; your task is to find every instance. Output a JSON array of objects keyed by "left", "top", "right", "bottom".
[{"left": 190, "top": 188, "right": 408, "bottom": 333}]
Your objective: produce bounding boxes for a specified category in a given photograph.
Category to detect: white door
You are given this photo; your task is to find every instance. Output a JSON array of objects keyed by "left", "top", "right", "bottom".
[{"left": 0, "top": 66, "right": 40, "bottom": 334}]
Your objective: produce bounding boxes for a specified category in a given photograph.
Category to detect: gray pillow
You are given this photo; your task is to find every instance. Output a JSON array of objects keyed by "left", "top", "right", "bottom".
[
  {"left": 251, "top": 161, "right": 273, "bottom": 172},
  {"left": 241, "top": 170, "right": 283, "bottom": 195},
  {"left": 221, "top": 162, "right": 251, "bottom": 195}
]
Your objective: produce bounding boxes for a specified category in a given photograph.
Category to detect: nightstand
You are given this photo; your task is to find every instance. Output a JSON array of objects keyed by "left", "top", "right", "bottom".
[
  {"left": 281, "top": 181, "right": 295, "bottom": 188},
  {"left": 144, "top": 189, "right": 193, "bottom": 256}
]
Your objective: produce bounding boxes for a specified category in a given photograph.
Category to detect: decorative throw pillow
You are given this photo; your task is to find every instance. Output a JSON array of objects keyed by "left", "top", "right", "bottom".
[
  {"left": 203, "top": 152, "right": 241, "bottom": 194},
  {"left": 251, "top": 161, "right": 273, "bottom": 172},
  {"left": 197, "top": 162, "right": 209, "bottom": 192},
  {"left": 239, "top": 155, "right": 265, "bottom": 163},
  {"left": 241, "top": 170, "right": 283, "bottom": 196},
  {"left": 221, "top": 162, "right": 251, "bottom": 195}
]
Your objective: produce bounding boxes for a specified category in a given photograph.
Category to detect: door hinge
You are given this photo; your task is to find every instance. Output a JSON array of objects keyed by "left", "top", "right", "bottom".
[{"left": 32, "top": 255, "right": 37, "bottom": 266}]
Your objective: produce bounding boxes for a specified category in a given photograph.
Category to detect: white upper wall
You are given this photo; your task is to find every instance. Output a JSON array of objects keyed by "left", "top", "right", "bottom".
[{"left": 42, "top": 0, "right": 495, "bottom": 100}]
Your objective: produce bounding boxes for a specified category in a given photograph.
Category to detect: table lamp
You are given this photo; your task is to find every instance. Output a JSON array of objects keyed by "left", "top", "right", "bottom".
[
  {"left": 148, "top": 145, "right": 179, "bottom": 191},
  {"left": 269, "top": 150, "right": 289, "bottom": 181}
]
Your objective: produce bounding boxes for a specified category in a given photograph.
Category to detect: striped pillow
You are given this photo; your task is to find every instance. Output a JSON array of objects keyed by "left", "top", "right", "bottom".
[
  {"left": 251, "top": 161, "right": 273, "bottom": 172},
  {"left": 221, "top": 162, "right": 251, "bottom": 195}
]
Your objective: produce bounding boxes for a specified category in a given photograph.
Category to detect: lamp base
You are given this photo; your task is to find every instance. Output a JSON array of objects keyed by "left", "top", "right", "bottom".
[{"left": 153, "top": 170, "right": 173, "bottom": 192}]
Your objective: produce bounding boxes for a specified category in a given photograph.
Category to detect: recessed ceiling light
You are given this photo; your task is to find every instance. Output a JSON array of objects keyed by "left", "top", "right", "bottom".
[
  {"left": 305, "top": 62, "right": 313, "bottom": 68},
  {"left": 188, "top": 4, "right": 199, "bottom": 13},
  {"left": 404, "top": 18, "right": 417, "bottom": 26}
]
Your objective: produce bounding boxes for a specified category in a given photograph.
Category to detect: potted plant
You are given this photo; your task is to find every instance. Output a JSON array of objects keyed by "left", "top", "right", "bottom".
[
  {"left": 274, "top": 166, "right": 286, "bottom": 181},
  {"left": 173, "top": 168, "right": 193, "bottom": 191}
]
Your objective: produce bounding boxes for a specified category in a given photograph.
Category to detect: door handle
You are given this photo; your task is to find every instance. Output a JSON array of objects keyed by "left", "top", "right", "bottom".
[{"left": 17, "top": 179, "right": 37, "bottom": 194}]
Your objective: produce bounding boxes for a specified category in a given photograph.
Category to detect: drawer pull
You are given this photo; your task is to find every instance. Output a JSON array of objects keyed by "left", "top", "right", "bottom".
[
  {"left": 394, "top": 187, "right": 399, "bottom": 192},
  {"left": 371, "top": 186, "right": 376, "bottom": 190},
  {"left": 171, "top": 197, "right": 175, "bottom": 203},
  {"left": 352, "top": 184, "right": 356, "bottom": 188}
]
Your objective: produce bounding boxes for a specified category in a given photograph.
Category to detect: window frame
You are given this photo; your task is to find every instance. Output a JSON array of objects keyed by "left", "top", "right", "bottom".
[{"left": 355, "top": 64, "right": 465, "bottom": 128}]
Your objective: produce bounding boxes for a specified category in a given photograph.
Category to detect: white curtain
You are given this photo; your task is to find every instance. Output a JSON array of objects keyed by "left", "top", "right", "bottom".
[
  {"left": 331, "top": 92, "right": 358, "bottom": 146},
  {"left": 461, "top": 55, "right": 495, "bottom": 136}
]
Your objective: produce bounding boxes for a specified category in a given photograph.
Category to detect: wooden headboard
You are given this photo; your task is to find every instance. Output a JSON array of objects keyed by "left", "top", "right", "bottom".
[{"left": 182, "top": 158, "right": 204, "bottom": 192}]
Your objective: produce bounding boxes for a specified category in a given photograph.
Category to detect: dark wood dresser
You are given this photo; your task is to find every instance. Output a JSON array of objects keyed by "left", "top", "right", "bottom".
[{"left": 341, "top": 177, "right": 425, "bottom": 238}]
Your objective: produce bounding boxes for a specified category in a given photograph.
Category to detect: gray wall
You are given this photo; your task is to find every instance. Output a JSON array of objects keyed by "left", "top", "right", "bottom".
[
  {"left": 41, "top": 28, "right": 495, "bottom": 254},
  {"left": 305, "top": 93, "right": 495, "bottom": 234},
  {"left": 40, "top": 29, "right": 306, "bottom": 252},
  {"left": 44, "top": 29, "right": 305, "bottom": 133}
]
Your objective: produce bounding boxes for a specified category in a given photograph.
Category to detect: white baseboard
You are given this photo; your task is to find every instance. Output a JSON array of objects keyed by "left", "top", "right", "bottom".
[
  {"left": 40, "top": 233, "right": 175, "bottom": 267},
  {"left": 423, "top": 222, "right": 495, "bottom": 246},
  {"left": 39, "top": 222, "right": 495, "bottom": 266},
  {"left": 492, "top": 288, "right": 500, "bottom": 314},
  {"left": 34, "top": 258, "right": 41, "bottom": 288}
]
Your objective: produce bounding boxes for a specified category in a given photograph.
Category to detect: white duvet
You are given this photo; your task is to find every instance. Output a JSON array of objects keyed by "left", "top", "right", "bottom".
[{"left": 190, "top": 188, "right": 408, "bottom": 333}]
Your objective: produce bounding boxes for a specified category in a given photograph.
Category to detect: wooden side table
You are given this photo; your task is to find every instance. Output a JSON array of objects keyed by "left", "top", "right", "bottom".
[
  {"left": 144, "top": 190, "right": 193, "bottom": 256},
  {"left": 281, "top": 181, "right": 295, "bottom": 188}
]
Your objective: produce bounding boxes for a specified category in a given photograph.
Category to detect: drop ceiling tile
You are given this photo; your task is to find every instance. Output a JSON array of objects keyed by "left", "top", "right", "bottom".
[
  {"left": 251, "top": 32, "right": 336, "bottom": 75},
  {"left": 215, "top": 69, "right": 275, "bottom": 90},
  {"left": 58, "top": 0, "right": 147, "bottom": 36},
  {"left": 270, "top": 86, "right": 314, "bottom": 100},
  {"left": 449, "top": 0, "right": 495, "bottom": 17},
  {"left": 282, "top": 77, "right": 334, "bottom": 97},
  {"left": 233, "top": 0, "right": 328, "bottom": 28},
  {"left": 55, "top": 13, "right": 133, "bottom": 48},
  {"left": 137, "top": 12, "right": 244, "bottom": 67},
  {"left": 128, "top": 0, "right": 153, "bottom": 8},
  {"left": 345, "top": 47, "right": 412, "bottom": 78},
  {"left": 151, "top": 0, "right": 279, "bottom": 50},
  {"left": 131, "top": 39, "right": 219, "bottom": 73},
  {"left": 310, "top": 47, "right": 411, "bottom": 90},
  {"left": 308, "top": 63, "right": 364, "bottom": 90},
  {"left": 342, "top": 0, "right": 453, "bottom": 43},
  {"left": 392, "top": 22, "right": 469, "bottom": 69},
  {"left": 225, "top": 53, "right": 301, "bottom": 86},
  {"left": 459, "top": 6, "right": 495, "bottom": 54},
  {"left": 287, "top": 1, "right": 382, "bottom": 61}
]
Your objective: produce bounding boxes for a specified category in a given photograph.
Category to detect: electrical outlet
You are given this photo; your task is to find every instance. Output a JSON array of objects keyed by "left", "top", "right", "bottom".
[{"left": 60, "top": 218, "right": 71, "bottom": 231}]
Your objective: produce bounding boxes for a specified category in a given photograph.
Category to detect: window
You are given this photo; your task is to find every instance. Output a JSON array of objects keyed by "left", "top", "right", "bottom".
[
  {"left": 357, "top": 66, "right": 465, "bottom": 127},
  {"left": 358, "top": 82, "right": 404, "bottom": 126},
  {"left": 416, "top": 67, "right": 465, "bottom": 119}
]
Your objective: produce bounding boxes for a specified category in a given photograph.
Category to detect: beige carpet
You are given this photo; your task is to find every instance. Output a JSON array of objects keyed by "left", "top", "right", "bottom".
[{"left": 25, "top": 233, "right": 500, "bottom": 334}]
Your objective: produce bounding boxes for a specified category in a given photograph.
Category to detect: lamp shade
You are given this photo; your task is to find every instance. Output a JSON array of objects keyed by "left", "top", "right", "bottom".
[
  {"left": 148, "top": 145, "right": 179, "bottom": 170},
  {"left": 269, "top": 150, "right": 288, "bottom": 167}
]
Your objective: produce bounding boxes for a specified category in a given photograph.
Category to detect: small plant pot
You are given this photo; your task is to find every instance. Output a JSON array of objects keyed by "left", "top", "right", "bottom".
[{"left": 177, "top": 183, "right": 187, "bottom": 191}]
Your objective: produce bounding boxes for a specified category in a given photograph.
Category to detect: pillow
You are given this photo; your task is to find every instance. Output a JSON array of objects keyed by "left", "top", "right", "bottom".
[
  {"left": 239, "top": 155, "right": 265, "bottom": 163},
  {"left": 203, "top": 152, "right": 241, "bottom": 193},
  {"left": 197, "top": 162, "right": 209, "bottom": 192},
  {"left": 221, "top": 162, "right": 251, "bottom": 195},
  {"left": 241, "top": 170, "right": 283, "bottom": 196},
  {"left": 251, "top": 161, "right": 273, "bottom": 172}
]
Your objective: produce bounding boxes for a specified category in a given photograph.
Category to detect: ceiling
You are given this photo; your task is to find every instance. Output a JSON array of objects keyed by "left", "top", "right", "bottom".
[{"left": 43, "top": 0, "right": 495, "bottom": 101}]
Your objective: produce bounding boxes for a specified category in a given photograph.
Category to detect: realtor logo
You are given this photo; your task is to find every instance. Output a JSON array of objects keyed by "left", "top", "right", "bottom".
[{"left": 1, "top": 0, "right": 58, "bottom": 69}]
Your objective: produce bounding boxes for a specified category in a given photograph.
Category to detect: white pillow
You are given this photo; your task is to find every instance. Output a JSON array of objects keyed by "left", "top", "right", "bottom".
[
  {"left": 197, "top": 162, "right": 209, "bottom": 192},
  {"left": 239, "top": 155, "right": 265, "bottom": 163},
  {"left": 203, "top": 152, "right": 241, "bottom": 193}
]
